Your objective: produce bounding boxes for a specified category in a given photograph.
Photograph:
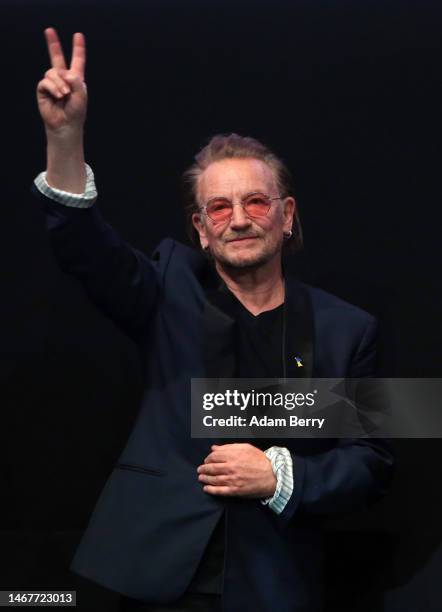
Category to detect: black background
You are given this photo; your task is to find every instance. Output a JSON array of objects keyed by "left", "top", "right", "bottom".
[{"left": 1, "top": 0, "right": 441, "bottom": 610}]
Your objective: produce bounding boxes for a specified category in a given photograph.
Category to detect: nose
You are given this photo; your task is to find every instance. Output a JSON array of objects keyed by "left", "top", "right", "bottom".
[{"left": 229, "top": 202, "right": 252, "bottom": 230}]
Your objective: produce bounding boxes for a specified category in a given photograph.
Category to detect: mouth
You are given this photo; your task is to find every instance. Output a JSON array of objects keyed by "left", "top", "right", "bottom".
[{"left": 226, "top": 236, "right": 259, "bottom": 244}]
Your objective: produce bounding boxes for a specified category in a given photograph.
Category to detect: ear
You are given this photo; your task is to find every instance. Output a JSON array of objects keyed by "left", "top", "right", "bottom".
[
  {"left": 192, "top": 212, "right": 209, "bottom": 250},
  {"left": 282, "top": 197, "right": 296, "bottom": 234}
]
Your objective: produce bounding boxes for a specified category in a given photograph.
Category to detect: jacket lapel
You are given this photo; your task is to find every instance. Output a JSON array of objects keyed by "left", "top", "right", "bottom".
[
  {"left": 282, "top": 274, "right": 314, "bottom": 379},
  {"left": 198, "top": 259, "right": 315, "bottom": 380},
  {"left": 202, "top": 267, "right": 237, "bottom": 379}
]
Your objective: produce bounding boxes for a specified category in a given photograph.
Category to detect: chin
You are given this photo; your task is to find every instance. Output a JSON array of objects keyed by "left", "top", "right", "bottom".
[{"left": 216, "top": 249, "right": 274, "bottom": 270}]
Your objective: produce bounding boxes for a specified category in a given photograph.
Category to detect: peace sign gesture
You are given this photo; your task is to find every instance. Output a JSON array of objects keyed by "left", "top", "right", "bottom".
[{"left": 37, "top": 28, "right": 87, "bottom": 134}]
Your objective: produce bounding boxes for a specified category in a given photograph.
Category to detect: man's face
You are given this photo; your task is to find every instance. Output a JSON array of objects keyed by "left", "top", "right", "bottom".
[{"left": 192, "top": 158, "right": 295, "bottom": 270}]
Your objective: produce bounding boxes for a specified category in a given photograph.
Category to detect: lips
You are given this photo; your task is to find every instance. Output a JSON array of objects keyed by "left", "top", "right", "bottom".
[{"left": 227, "top": 236, "right": 258, "bottom": 243}]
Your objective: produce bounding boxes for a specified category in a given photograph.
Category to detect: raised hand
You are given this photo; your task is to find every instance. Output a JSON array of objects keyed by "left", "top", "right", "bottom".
[{"left": 37, "top": 28, "right": 87, "bottom": 135}]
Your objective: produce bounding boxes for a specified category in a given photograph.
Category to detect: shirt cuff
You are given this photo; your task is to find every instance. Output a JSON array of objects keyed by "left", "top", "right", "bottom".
[
  {"left": 261, "top": 446, "right": 294, "bottom": 514},
  {"left": 34, "top": 163, "right": 97, "bottom": 208}
]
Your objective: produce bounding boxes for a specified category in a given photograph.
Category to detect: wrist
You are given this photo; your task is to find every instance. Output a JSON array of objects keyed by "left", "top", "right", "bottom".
[
  {"left": 46, "top": 139, "right": 86, "bottom": 194},
  {"left": 34, "top": 163, "right": 97, "bottom": 207},
  {"left": 45, "top": 124, "right": 85, "bottom": 147},
  {"left": 265, "top": 475, "right": 277, "bottom": 498}
]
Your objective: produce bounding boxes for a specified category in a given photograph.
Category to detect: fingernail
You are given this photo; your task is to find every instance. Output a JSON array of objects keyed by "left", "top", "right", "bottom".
[{"left": 62, "top": 87, "right": 70, "bottom": 95}]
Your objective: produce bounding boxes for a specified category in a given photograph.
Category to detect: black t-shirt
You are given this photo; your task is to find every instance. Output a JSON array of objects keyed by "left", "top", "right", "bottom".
[
  {"left": 234, "top": 299, "right": 284, "bottom": 378},
  {"left": 189, "top": 297, "right": 284, "bottom": 595}
]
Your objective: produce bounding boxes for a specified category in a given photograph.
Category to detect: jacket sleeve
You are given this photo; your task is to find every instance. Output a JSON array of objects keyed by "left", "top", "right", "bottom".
[
  {"left": 34, "top": 186, "right": 163, "bottom": 339},
  {"left": 277, "top": 318, "right": 395, "bottom": 528}
]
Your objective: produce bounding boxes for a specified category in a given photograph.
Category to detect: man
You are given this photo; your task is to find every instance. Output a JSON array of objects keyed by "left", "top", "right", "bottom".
[{"left": 34, "top": 28, "right": 393, "bottom": 612}]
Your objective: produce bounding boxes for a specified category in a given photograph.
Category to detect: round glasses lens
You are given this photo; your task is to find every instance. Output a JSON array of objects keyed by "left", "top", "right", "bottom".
[
  {"left": 206, "top": 199, "right": 233, "bottom": 221},
  {"left": 243, "top": 194, "right": 271, "bottom": 217}
]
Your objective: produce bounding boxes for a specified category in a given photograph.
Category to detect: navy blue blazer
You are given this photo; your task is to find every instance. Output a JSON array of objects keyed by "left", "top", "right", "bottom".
[{"left": 36, "top": 188, "right": 394, "bottom": 612}]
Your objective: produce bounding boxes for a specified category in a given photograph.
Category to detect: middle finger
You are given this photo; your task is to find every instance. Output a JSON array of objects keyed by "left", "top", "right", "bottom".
[{"left": 198, "top": 463, "right": 229, "bottom": 475}]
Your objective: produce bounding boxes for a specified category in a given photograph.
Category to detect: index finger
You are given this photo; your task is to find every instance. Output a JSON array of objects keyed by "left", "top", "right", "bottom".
[
  {"left": 70, "top": 32, "right": 86, "bottom": 79},
  {"left": 44, "top": 27, "right": 67, "bottom": 70},
  {"left": 204, "top": 451, "right": 226, "bottom": 464}
]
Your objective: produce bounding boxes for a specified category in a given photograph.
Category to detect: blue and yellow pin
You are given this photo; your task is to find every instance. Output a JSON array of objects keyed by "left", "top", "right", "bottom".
[{"left": 294, "top": 356, "right": 304, "bottom": 368}]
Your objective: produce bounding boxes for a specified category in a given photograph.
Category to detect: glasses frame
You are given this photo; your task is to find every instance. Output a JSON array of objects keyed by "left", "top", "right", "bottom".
[{"left": 199, "top": 192, "right": 282, "bottom": 223}]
